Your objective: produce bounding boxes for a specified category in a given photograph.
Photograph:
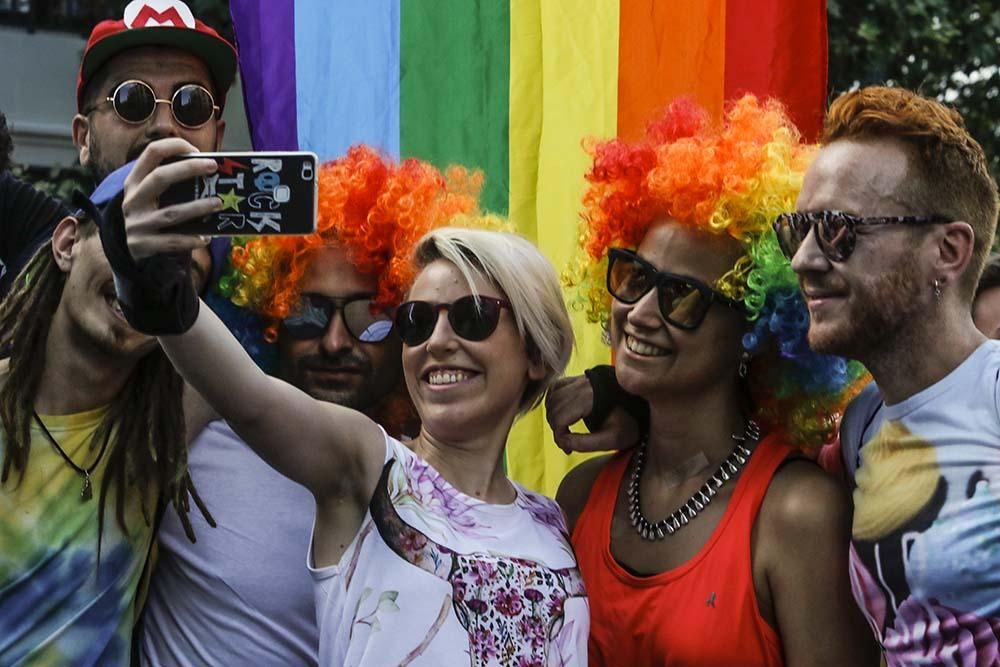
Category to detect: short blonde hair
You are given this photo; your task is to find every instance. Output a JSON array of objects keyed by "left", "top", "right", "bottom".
[{"left": 412, "top": 226, "right": 574, "bottom": 414}]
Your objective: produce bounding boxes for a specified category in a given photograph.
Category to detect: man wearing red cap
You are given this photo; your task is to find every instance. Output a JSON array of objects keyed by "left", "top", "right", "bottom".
[{"left": 72, "top": 0, "right": 237, "bottom": 183}]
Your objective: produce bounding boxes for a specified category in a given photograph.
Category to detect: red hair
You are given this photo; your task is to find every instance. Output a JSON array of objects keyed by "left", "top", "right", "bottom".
[{"left": 823, "top": 86, "right": 999, "bottom": 299}]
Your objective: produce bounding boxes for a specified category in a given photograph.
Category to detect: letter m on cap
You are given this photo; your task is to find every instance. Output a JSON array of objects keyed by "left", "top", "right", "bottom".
[{"left": 124, "top": 0, "right": 196, "bottom": 29}]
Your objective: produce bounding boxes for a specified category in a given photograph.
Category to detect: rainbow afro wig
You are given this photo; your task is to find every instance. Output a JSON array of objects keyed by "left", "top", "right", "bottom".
[
  {"left": 215, "top": 146, "right": 482, "bottom": 435},
  {"left": 219, "top": 144, "right": 482, "bottom": 341},
  {"left": 572, "top": 95, "right": 869, "bottom": 447}
]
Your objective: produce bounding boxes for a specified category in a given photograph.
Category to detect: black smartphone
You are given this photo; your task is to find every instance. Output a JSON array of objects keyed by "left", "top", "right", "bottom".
[{"left": 160, "top": 151, "right": 318, "bottom": 235}]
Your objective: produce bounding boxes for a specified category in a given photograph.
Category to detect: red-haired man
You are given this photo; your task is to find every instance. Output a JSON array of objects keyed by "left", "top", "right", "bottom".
[{"left": 781, "top": 86, "right": 1000, "bottom": 663}]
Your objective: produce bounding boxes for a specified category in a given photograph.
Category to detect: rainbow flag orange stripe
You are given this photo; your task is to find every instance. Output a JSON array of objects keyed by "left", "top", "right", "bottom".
[{"left": 230, "top": 0, "right": 827, "bottom": 496}]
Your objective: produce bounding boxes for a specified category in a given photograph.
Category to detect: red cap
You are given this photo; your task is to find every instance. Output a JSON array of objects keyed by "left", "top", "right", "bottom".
[{"left": 77, "top": 0, "right": 238, "bottom": 113}]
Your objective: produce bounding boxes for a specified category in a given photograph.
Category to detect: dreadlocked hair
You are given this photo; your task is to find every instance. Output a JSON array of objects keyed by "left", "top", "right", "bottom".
[{"left": 0, "top": 225, "right": 213, "bottom": 545}]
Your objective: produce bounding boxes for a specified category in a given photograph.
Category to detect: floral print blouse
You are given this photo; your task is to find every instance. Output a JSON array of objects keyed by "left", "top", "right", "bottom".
[{"left": 309, "top": 431, "right": 588, "bottom": 666}]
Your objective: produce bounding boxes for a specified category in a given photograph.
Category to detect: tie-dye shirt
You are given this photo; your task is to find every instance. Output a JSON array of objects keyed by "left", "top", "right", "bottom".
[
  {"left": 0, "top": 406, "right": 155, "bottom": 666},
  {"left": 841, "top": 341, "right": 1000, "bottom": 666}
]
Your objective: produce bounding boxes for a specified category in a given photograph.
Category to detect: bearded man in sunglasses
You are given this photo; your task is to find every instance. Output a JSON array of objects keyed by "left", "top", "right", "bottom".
[
  {"left": 778, "top": 86, "right": 1000, "bottom": 665},
  {"left": 72, "top": 0, "right": 235, "bottom": 184},
  {"left": 136, "top": 145, "right": 479, "bottom": 666}
]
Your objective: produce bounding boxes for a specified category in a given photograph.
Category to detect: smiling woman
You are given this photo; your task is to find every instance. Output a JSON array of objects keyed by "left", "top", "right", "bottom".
[
  {"left": 110, "top": 138, "right": 589, "bottom": 666},
  {"left": 555, "top": 96, "right": 877, "bottom": 667}
]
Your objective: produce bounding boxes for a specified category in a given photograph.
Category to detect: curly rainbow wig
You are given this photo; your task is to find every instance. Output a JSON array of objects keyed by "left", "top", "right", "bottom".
[
  {"left": 216, "top": 145, "right": 482, "bottom": 436},
  {"left": 573, "top": 95, "right": 869, "bottom": 447},
  {"left": 219, "top": 145, "right": 482, "bottom": 339}
]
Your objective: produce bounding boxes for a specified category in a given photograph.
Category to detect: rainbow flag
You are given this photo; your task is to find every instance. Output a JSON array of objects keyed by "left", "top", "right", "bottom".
[{"left": 229, "top": 0, "right": 828, "bottom": 497}]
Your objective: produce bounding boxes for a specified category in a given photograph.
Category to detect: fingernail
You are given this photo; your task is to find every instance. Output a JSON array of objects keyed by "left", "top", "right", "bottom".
[{"left": 199, "top": 235, "right": 212, "bottom": 244}]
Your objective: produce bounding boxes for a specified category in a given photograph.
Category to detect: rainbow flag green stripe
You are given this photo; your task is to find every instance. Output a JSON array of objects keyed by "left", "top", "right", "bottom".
[{"left": 401, "top": 1, "right": 511, "bottom": 215}]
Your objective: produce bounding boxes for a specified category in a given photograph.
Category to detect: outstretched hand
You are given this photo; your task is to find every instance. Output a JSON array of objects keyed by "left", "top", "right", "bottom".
[
  {"left": 546, "top": 374, "right": 640, "bottom": 454},
  {"left": 100, "top": 138, "right": 221, "bottom": 336},
  {"left": 122, "top": 138, "right": 221, "bottom": 260}
]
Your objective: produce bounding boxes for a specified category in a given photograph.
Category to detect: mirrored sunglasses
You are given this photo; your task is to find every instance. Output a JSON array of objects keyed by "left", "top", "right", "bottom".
[
  {"left": 773, "top": 210, "right": 949, "bottom": 263},
  {"left": 606, "top": 247, "right": 742, "bottom": 330},
  {"left": 281, "top": 294, "right": 394, "bottom": 343}
]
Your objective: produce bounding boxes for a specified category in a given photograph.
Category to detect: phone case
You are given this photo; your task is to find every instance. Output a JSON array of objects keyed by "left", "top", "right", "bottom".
[{"left": 161, "top": 151, "right": 318, "bottom": 235}]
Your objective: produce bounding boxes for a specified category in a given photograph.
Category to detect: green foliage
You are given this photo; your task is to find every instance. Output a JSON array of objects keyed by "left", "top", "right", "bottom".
[
  {"left": 828, "top": 0, "right": 1000, "bottom": 181},
  {"left": 12, "top": 164, "right": 91, "bottom": 204}
]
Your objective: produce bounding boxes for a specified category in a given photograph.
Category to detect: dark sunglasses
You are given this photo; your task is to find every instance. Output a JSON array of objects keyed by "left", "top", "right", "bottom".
[
  {"left": 773, "top": 210, "right": 949, "bottom": 263},
  {"left": 607, "top": 248, "right": 743, "bottom": 330},
  {"left": 393, "top": 295, "right": 511, "bottom": 347},
  {"left": 89, "top": 80, "right": 220, "bottom": 129},
  {"left": 281, "top": 294, "right": 394, "bottom": 343}
]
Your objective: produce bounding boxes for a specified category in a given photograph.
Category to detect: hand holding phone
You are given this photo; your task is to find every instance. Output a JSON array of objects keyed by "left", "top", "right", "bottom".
[{"left": 159, "top": 151, "right": 318, "bottom": 236}]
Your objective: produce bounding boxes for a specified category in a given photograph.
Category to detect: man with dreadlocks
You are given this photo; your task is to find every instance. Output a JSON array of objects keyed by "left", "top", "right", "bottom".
[
  {"left": 136, "top": 145, "right": 480, "bottom": 666},
  {"left": 0, "top": 163, "right": 213, "bottom": 664},
  {"left": 0, "top": 3, "right": 237, "bottom": 663}
]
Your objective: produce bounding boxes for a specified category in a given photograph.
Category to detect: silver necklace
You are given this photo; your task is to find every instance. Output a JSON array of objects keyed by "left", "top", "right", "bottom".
[{"left": 627, "top": 420, "right": 760, "bottom": 541}]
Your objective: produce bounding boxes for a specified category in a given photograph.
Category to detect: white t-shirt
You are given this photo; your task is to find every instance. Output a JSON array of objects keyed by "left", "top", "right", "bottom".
[
  {"left": 139, "top": 421, "right": 319, "bottom": 666},
  {"left": 309, "top": 432, "right": 589, "bottom": 666},
  {"left": 841, "top": 340, "right": 1000, "bottom": 665}
]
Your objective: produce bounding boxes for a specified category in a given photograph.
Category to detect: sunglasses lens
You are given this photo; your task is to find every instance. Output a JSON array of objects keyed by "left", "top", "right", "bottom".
[
  {"left": 344, "top": 300, "right": 393, "bottom": 343},
  {"left": 774, "top": 214, "right": 802, "bottom": 259},
  {"left": 395, "top": 301, "right": 437, "bottom": 346},
  {"left": 172, "top": 85, "right": 216, "bottom": 128},
  {"left": 659, "top": 278, "right": 709, "bottom": 329},
  {"left": 817, "top": 215, "right": 851, "bottom": 262},
  {"left": 450, "top": 296, "right": 502, "bottom": 342},
  {"left": 282, "top": 297, "right": 330, "bottom": 339},
  {"left": 112, "top": 81, "right": 155, "bottom": 123},
  {"left": 608, "top": 254, "right": 653, "bottom": 304}
]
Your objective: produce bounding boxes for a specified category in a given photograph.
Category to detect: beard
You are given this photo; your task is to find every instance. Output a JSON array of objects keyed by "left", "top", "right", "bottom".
[
  {"left": 85, "top": 137, "right": 150, "bottom": 184},
  {"left": 807, "top": 256, "right": 926, "bottom": 362},
  {"left": 280, "top": 347, "right": 400, "bottom": 413}
]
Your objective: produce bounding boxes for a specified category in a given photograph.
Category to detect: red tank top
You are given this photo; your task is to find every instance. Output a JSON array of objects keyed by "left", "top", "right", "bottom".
[{"left": 573, "top": 433, "right": 791, "bottom": 667}]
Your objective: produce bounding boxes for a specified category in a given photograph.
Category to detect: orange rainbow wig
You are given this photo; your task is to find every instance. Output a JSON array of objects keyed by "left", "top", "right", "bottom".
[{"left": 219, "top": 145, "right": 482, "bottom": 342}]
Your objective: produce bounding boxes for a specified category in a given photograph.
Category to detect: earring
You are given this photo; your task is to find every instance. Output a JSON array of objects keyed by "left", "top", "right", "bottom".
[
  {"left": 933, "top": 279, "right": 943, "bottom": 299},
  {"left": 738, "top": 350, "right": 751, "bottom": 379}
]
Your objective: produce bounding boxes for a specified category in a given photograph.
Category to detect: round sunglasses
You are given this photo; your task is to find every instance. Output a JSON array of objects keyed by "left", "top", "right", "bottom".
[
  {"left": 88, "top": 79, "right": 220, "bottom": 129},
  {"left": 607, "top": 248, "right": 743, "bottom": 330},
  {"left": 393, "top": 295, "right": 511, "bottom": 347},
  {"left": 281, "top": 294, "right": 394, "bottom": 343},
  {"left": 773, "top": 210, "right": 949, "bottom": 263}
]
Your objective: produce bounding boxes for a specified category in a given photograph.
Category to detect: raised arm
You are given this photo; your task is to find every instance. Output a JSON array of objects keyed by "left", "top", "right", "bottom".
[{"left": 112, "top": 139, "right": 385, "bottom": 502}]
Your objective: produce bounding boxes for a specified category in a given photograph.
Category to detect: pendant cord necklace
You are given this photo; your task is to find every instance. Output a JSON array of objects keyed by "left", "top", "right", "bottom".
[
  {"left": 628, "top": 419, "right": 760, "bottom": 541},
  {"left": 32, "top": 410, "right": 110, "bottom": 502}
]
